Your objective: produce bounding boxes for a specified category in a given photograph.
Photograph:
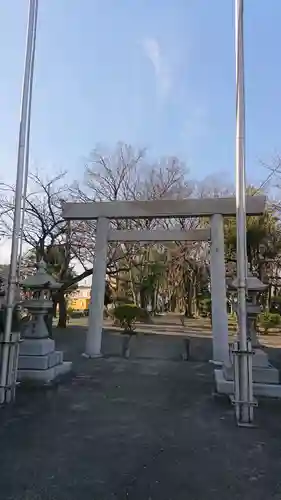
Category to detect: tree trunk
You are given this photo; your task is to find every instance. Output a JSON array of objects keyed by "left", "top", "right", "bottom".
[
  {"left": 140, "top": 289, "right": 144, "bottom": 309},
  {"left": 57, "top": 291, "right": 67, "bottom": 328},
  {"left": 128, "top": 268, "right": 137, "bottom": 304},
  {"left": 268, "top": 285, "right": 272, "bottom": 311},
  {"left": 185, "top": 278, "right": 194, "bottom": 318},
  {"left": 186, "top": 294, "right": 193, "bottom": 317},
  {"left": 170, "top": 294, "right": 176, "bottom": 312},
  {"left": 154, "top": 285, "right": 159, "bottom": 313}
]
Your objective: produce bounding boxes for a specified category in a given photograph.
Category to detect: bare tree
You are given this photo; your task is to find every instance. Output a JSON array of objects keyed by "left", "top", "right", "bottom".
[
  {"left": 70, "top": 142, "right": 196, "bottom": 280},
  {"left": 0, "top": 172, "right": 68, "bottom": 259},
  {"left": 70, "top": 142, "right": 213, "bottom": 311},
  {"left": 0, "top": 172, "right": 77, "bottom": 326},
  {"left": 0, "top": 143, "right": 239, "bottom": 326}
]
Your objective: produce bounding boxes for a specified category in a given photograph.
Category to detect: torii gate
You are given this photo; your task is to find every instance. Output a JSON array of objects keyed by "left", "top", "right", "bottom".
[{"left": 63, "top": 195, "right": 265, "bottom": 364}]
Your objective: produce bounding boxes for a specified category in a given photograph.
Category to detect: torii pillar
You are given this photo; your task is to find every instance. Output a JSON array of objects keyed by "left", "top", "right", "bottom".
[
  {"left": 210, "top": 213, "right": 229, "bottom": 365},
  {"left": 84, "top": 217, "right": 109, "bottom": 357}
]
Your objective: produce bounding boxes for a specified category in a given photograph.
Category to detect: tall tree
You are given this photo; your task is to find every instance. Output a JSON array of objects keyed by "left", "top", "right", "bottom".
[{"left": 0, "top": 172, "right": 76, "bottom": 326}]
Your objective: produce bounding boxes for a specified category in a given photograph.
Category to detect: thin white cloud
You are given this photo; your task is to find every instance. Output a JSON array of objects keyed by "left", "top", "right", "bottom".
[{"left": 142, "top": 37, "right": 172, "bottom": 98}]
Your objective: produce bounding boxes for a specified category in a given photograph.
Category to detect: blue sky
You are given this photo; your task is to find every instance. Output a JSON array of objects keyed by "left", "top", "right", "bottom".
[{"left": 0, "top": 0, "right": 281, "bottom": 188}]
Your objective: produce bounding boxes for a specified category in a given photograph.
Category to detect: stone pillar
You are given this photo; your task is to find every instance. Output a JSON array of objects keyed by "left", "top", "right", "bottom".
[
  {"left": 210, "top": 213, "right": 229, "bottom": 365},
  {"left": 85, "top": 217, "right": 109, "bottom": 357}
]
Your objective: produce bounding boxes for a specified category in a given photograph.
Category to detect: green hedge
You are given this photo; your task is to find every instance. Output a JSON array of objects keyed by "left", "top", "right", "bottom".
[
  {"left": 258, "top": 312, "right": 281, "bottom": 334},
  {"left": 112, "top": 304, "right": 148, "bottom": 334}
]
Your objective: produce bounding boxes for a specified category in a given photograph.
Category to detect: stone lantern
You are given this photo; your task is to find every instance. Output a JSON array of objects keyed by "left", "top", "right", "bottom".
[
  {"left": 21, "top": 260, "right": 61, "bottom": 339},
  {"left": 17, "top": 260, "right": 72, "bottom": 384},
  {"left": 215, "top": 268, "right": 281, "bottom": 398}
]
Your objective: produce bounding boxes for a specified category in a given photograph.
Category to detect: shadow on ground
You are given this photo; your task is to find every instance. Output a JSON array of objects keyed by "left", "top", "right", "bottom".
[{"left": 1, "top": 327, "right": 281, "bottom": 499}]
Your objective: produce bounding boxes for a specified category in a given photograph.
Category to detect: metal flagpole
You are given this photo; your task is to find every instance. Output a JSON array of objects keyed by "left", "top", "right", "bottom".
[
  {"left": 18, "top": 0, "right": 39, "bottom": 278},
  {"left": 234, "top": 0, "right": 254, "bottom": 425},
  {"left": 0, "top": 0, "right": 37, "bottom": 404}
]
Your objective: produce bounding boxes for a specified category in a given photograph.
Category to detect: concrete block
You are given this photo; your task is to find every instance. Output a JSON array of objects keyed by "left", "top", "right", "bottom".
[
  {"left": 55, "top": 350, "right": 64, "bottom": 364},
  {"left": 19, "top": 354, "right": 49, "bottom": 370},
  {"left": 127, "top": 334, "right": 187, "bottom": 360},
  {"left": 101, "top": 332, "right": 188, "bottom": 360},
  {"left": 17, "top": 366, "right": 57, "bottom": 383},
  {"left": 215, "top": 368, "right": 281, "bottom": 398},
  {"left": 253, "top": 349, "right": 269, "bottom": 368},
  {"left": 223, "top": 364, "right": 279, "bottom": 385},
  {"left": 19, "top": 338, "right": 55, "bottom": 356},
  {"left": 18, "top": 350, "right": 60, "bottom": 370},
  {"left": 54, "top": 361, "right": 72, "bottom": 377},
  {"left": 17, "top": 361, "right": 72, "bottom": 384}
]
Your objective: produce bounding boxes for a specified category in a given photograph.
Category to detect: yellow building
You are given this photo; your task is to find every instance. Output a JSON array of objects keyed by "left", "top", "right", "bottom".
[{"left": 69, "top": 285, "right": 91, "bottom": 312}]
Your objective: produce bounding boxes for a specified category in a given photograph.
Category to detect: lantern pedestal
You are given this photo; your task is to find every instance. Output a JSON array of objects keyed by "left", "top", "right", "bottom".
[
  {"left": 215, "top": 365, "right": 281, "bottom": 398},
  {"left": 18, "top": 261, "right": 72, "bottom": 385},
  {"left": 18, "top": 336, "right": 72, "bottom": 384},
  {"left": 215, "top": 271, "right": 281, "bottom": 399},
  {"left": 222, "top": 348, "right": 279, "bottom": 384}
]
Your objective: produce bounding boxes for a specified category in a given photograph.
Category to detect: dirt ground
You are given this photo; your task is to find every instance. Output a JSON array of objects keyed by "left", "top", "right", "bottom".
[{"left": 1, "top": 325, "right": 281, "bottom": 499}]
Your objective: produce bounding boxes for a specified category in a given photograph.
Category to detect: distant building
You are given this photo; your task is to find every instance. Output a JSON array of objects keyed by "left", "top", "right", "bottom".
[{"left": 69, "top": 284, "right": 91, "bottom": 311}]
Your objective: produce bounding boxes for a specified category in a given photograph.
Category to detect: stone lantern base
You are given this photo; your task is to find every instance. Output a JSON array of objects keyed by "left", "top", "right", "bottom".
[
  {"left": 215, "top": 347, "right": 281, "bottom": 398},
  {"left": 17, "top": 337, "right": 72, "bottom": 384}
]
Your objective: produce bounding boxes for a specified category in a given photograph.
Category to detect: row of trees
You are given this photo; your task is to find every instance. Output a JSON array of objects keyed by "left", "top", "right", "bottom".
[{"left": 1, "top": 143, "right": 281, "bottom": 326}]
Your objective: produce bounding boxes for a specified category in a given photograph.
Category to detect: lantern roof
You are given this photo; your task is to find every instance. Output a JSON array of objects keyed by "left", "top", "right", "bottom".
[
  {"left": 21, "top": 260, "right": 61, "bottom": 290},
  {"left": 230, "top": 269, "right": 268, "bottom": 292}
]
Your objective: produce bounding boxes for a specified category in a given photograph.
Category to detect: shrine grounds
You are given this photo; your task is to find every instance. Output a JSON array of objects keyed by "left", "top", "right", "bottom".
[{"left": 1, "top": 321, "right": 281, "bottom": 500}]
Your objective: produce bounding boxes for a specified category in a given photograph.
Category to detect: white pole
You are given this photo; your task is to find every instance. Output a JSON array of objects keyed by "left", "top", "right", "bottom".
[
  {"left": 235, "top": 0, "right": 253, "bottom": 424},
  {"left": 18, "top": 0, "right": 39, "bottom": 278},
  {"left": 0, "top": 0, "right": 37, "bottom": 404}
]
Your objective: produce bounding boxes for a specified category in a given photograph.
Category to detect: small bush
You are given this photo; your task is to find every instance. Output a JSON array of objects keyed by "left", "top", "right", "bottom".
[
  {"left": 112, "top": 304, "right": 145, "bottom": 334},
  {"left": 258, "top": 312, "right": 281, "bottom": 334},
  {"left": 198, "top": 297, "right": 212, "bottom": 317}
]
